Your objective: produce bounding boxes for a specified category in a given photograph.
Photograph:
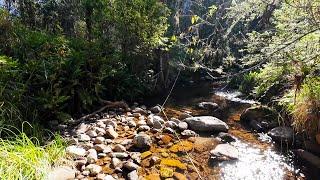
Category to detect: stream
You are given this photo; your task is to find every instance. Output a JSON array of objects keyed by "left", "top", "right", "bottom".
[{"left": 147, "top": 82, "right": 306, "bottom": 180}]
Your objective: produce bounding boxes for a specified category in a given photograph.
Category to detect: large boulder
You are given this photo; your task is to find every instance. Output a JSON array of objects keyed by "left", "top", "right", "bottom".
[
  {"left": 240, "top": 105, "right": 279, "bottom": 132},
  {"left": 184, "top": 116, "right": 229, "bottom": 132},
  {"left": 267, "top": 126, "right": 294, "bottom": 143}
]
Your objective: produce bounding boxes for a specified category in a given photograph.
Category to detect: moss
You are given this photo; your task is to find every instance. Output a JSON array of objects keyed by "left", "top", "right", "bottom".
[
  {"left": 160, "top": 158, "right": 187, "bottom": 170},
  {"left": 169, "top": 141, "right": 193, "bottom": 153}
]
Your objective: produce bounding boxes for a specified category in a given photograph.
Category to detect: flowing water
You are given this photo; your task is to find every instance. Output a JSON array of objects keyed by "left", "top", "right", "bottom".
[{"left": 147, "top": 82, "right": 306, "bottom": 180}]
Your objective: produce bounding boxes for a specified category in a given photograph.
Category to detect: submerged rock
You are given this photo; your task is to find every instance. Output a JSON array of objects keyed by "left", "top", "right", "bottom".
[
  {"left": 217, "top": 132, "right": 236, "bottom": 143},
  {"left": 184, "top": 116, "right": 229, "bottom": 132},
  {"left": 268, "top": 126, "right": 294, "bottom": 143},
  {"left": 210, "top": 144, "right": 239, "bottom": 160}
]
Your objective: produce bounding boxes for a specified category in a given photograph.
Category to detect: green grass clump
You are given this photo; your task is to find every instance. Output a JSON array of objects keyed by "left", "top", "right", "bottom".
[
  {"left": 0, "top": 132, "right": 66, "bottom": 180},
  {"left": 280, "top": 77, "right": 320, "bottom": 135}
]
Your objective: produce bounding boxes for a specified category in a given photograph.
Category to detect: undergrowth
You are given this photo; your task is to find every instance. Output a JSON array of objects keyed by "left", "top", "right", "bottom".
[{"left": 0, "top": 127, "right": 67, "bottom": 180}]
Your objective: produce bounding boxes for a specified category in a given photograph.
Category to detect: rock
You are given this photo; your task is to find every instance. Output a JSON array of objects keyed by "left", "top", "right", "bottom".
[
  {"left": 123, "top": 161, "right": 140, "bottom": 171},
  {"left": 184, "top": 116, "right": 228, "bottom": 132},
  {"left": 178, "top": 122, "right": 188, "bottom": 131},
  {"left": 87, "top": 149, "right": 98, "bottom": 163},
  {"left": 153, "top": 116, "right": 165, "bottom": 124},
  {"left": 85, "top": 164, "right": 102, "bottom": 176},
  {"left": 128, "top": 120, "right": 137, "bottom": 128},
  {"left": 121, "top": 139, "right": 133, "bottom": 146},
  {"left": 173, "top": 172, "right": 187, "bottom": 180},
  {"left": 295, "top": 149, "right": 320, "bottom": 171},
  {"left": 150, "top": 156, "right": 161, "bottom": 165},
  {"left": 132, "top": 113, "right": 141, "bottom": 118},
  {"left": 163, "top": 127, "right": 175, "bottom": 134},
  {"left": 197, "top": 102, "right": 218, "bottom": 110},
  {"left": 95, "top": 127, "right": 106, "bottom": 136},
  {"left": 160, "top": 159, "right": 187, "bottom": 170},
  {"left": 105, "top": 126, "right": 118, "bottom": 139},
  {"left": 147, "top": 116, "right": 154, "bottom": 126},
  {"left": 96, "top": 173, "right": 106, "bottom": 180},
  {"left": 217, "top": 132, "right": 236, "bottom": 143},
  {"left": 98, "top": 153, "right": 107, "bottom": 158},
  {"left": 75, "top": 157, "right": 87, "bottom": 167},
  {"left": 130, "top": 152, "right": 141, "bottom": 164},
  {"left": 78, "top": 134, "right": 91, "bottom": 142},
  {"left": 127, "top": 170, "right": 139, "bottom": 180},
  {"left": 268, "top": 126, "right": 294, "bottom": 143},
  {"left": 68, "top": 138, "right": 78, "bottom": 145},
  {"left": 82, "top": 170, "right": 90, "bottom": 176},
  {"left": 141, "top": 151, "right": 152, "bottom": 159},
  {"left": 47, "top": 166, "right": 75, "bottom": 180},
  {"left": 150, "top": 105, "right": 161, "bottom": 113},
  {"left": 66, "top": 146, "right": 86, "bottom": 157},
  {"left": 86, "top": 130, "right": 97, "bottom": 138},
  {"left": 82, "top": 142, "right": 94, "bottom": 150},
  {"left": 113, "top": 144, "right": 126, "bottom": 152},
  {"left": 133, "top": 107, "right": 147, "bottom": 114},
  {"left": 160, "top": 167, "right": 174, "bottom": 178},
  {"left": 165, "top": 121, "right": 178, "bottom": 129},
  {"left": 94, "top": 136, "right": 105, "bottom": 144},
  {"left": 111, "top": 158, "right": 122, "bottom": 168},
  {"left": 179, "top": 113, "right": 192, "bottom": 120},
  {"left": 94, "top": 144, "right": 112, "bottom": 153},
  {"left": 240, "top": 105, "right": 279, "bottom": 131},
  {"left": 210, "top": 144, "right": 239, "bottom": 160},
  {"left": 138, "top": 125, "right": 151, "bottom": 132},
  {"left": 137, "top": 120, "right": 147, "bottom": 127},
  {"left": 133, "top": 134, "right": 152, "bottom": 149},
  {"left": 100, "top": 119, "right": 117, "bottom": 129},
  {"left": 181, "top": 130, "right": 197, "bottom": 137},
  {"left": 76, "top": 123, "right": 89, "bottom": 134},
  {"left": 145, "top": 174, "right": 161, "bottom": 180},
  {"left": 111, "top": 152, "right": 129, "bottom": 158},
  {"left": 104, "top": 175, "right": 116, "bottom": 180}
]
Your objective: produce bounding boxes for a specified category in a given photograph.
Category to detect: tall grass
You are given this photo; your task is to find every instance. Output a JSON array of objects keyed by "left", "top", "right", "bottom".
[
  {"left": 0, "top": 130, "right": 67, "bottom": 180},
  {"left": 280, "top": 77, "right": 320, "bottom": 135}
]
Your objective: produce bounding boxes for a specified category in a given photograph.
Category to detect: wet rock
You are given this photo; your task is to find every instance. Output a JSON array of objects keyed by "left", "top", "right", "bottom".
[
  {"left": 127, "top": 170, "right": 139, "bottom": 180},
  {"left": 133, "top": 134, "right": 152, "bottom": 149},
  {"left": 78, "top": 134, "right": 91, "bottom": 142},
  {"left": 150, "top": 105, "right": 161, "bottom": 113},
  {"left": 86, "top": 149, "right": 98, "bottom": 164},
  {"left": 94, "top": 144, "right": 112, "bottom": 153},
  {"left": 181, "top": 130, "right": 197, "bottom": 137},
  {"left": 66, "top": 146, "right": 86, "bottom": 157},
  {"left": 217, "top": 132, "right": 236, "bottom": 143},
  {"left": 268, "top": 126, "right": 294, "bottom": 143},
  {"left": 178, "top": 122, "right": 188, "bottom": 131},
  {"left": 114, "top": 144, "right": 126, "bottom": 152},
  {"left": 85, "top": 164, "right": 102, "bottom": 176},
  {"left": 111, "top": 152, "right": 129, "bottom": 158},
  {"left": 210, "top": 144, "right": 239, "bottom": 160},
  {"left": 123, "top": 161, "right": 140, "bottom": 171},
  {"left": 184, "top": 116, "right": 229, "bottom": 132},
  {"left": 106, "top": 126, "right": 118, "bottom": 139},
  {"left": 94, "top": 136, "right": 105, "bottom": 144},
  {"left": 240, "top": 105, "right": 279, "bottom": 132},
  {"left": 47, "top": 166, "right": 75, "bottom": 180},
  {"left": 295, "top": 149, "right": 320, "bottom": 172},
  {"left": 197, "top": 102, "right": 218, "bottom": 110}
]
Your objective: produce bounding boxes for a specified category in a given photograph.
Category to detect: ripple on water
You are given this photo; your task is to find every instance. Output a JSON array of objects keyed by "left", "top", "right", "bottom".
[{"left": 219, "top": 140, "right": 293, "bottom": 180}]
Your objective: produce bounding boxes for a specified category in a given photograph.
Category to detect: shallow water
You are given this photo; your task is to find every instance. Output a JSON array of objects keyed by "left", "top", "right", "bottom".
[{"left": 150, "top": 82, "right": 305, "bottom": 180}]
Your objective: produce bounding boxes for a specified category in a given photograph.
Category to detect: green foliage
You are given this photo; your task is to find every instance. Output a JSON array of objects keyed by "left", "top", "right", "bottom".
[
  {"left": 280, "top": 77, "right": 320, "bottom": 135},
  {"left": 239, "top": 72, "right": 258, "bottom": 94},
  {"left": 0, "top": 132, "right": 66, "bottom": 180}
]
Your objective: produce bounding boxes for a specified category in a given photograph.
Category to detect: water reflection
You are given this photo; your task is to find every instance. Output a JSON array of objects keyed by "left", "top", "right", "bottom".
[{"left": 219, "top": 140, "right": 294, "bottom": 180}]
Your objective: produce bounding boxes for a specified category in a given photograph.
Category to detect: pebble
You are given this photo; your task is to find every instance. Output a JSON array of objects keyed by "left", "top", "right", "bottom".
[
  {"left": 86, "top": 130, "right": 97, "bottom": 138},
  {"left": 94, "top": 144, "right": 112, "bottom": 153},
  {"left": 113, "top": 144, "right": 126, "bottom": 152},
  {"left": 178, "top": 122, "right": 188, "bottom": 131},
  {"left": 66, "top": 146, "right": 86, "bottom": 157},
  {"left": 86, "top": 149, "right": 98, "bottom": 164},
  {"left": 127, "top": 170, "right": 139, "bottom": 180},
  {"left": 111, "top": 158, "right": 122, "bottom": 168},
  {"left": 111, "top": 152, "right": 129, "bottom": 158},
  {"left": 85, "top": 164, "right": 102, "bottom": 176},
  {"left": 106, "top": 126, "right": 118, "bottom": 139},
  {"left": 78, "top": 134, "right": 91, "bottom": 142},
  {"left": 133, "top": 134, "right": 152, "bottom": 149},
  {"left": 104, "top": 175, "right": 116, "bottom": 180},
  {"left": 123, "top": 161, "right": 140, "bottom": 171},
  {"left": 94, "top": 136, "right": 105, "bottom": 144}
]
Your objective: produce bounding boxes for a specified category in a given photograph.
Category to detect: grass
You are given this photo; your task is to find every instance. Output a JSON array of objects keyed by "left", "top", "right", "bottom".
[
  {"left": 280, "top": 77, "right": 320, "bottom": 135},
  {"left": 0, "top": 129, "right": 67, "bottom": 180}
]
